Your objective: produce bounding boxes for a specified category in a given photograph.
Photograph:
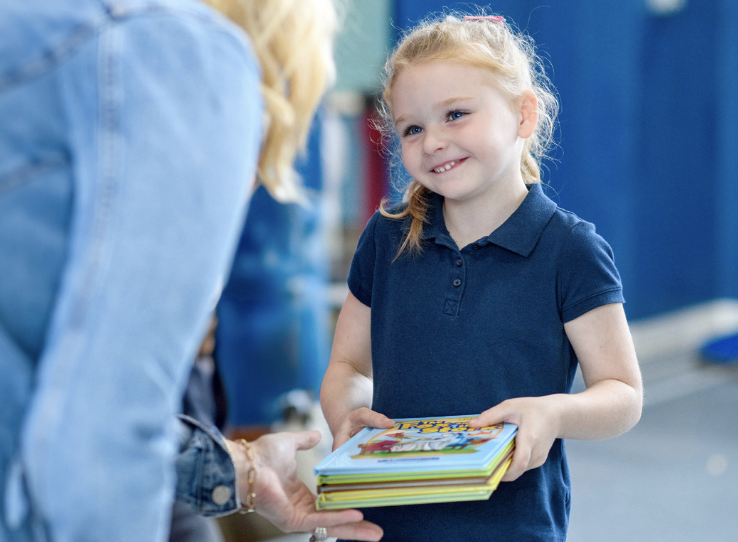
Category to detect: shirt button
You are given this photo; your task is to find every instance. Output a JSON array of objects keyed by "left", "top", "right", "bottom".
[
  {"left": 455, "top": 259, "right": 463, "bottom": 267},
  {"left": 453, "top": 279, "right": 462, "bottom": 287},
  {"left": 472, "top": 245, "right": 480, "bottom": 250},
  {"left": 212, "top": 485, "right": 232, "bottom": 506}
]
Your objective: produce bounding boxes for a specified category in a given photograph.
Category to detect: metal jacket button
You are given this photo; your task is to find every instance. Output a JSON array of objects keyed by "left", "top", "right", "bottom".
[
  {"left": 212, "top": 485, "right": 232, "bottom": 506},
  {"left": 453, "top": 279, "right": 461, "bottom": 287}
]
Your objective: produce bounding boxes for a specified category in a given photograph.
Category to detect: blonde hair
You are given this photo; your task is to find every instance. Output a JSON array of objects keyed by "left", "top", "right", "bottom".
[
  {"left": 378, "top": 12, "right": 559, "bottom": 257},
  {"left": 203, "top": 0, "right": 337, "bottom": 202}
]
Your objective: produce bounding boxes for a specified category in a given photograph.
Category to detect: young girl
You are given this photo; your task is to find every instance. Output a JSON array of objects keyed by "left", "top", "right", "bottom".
[{"left": 320, "top": 12, "right": 643, "bottom": 542}]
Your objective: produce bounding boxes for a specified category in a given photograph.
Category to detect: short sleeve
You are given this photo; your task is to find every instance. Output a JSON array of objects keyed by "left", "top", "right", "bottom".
[
  {"left": 558, "top": 221, "right": 624, "bottom": 323},
  {"left": 347, "top": 212, "right": 379, "bottom": 307}
]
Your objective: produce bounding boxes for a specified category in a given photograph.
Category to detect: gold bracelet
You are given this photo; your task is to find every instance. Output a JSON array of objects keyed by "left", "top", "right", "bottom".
[{"left": 237, "top": 439, "right": 256, "bottom": 514}]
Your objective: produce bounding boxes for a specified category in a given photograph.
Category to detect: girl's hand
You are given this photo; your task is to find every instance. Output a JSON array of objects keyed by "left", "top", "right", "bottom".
[
  {"left": 331, "top": 407, "right": 395, "bottom": 451},
  {"left": 469, "top": 396, "right": 560, "bottom": 482},
  {"left": 230, "top": 431, "right": 383, "bottom": 541}
]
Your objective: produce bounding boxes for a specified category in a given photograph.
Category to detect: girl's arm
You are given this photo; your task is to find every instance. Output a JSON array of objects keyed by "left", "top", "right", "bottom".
[
  {"left": 470, "top": 302, "right": 643, "bottom": 481},
  {"left": 320, "top": 292, "right": 394, "bottom": 450}
]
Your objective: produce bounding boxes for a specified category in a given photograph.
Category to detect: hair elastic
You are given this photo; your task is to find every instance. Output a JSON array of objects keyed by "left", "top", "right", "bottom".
[{"left": 463, "top": 15, "right": 506, "bottom": 23}]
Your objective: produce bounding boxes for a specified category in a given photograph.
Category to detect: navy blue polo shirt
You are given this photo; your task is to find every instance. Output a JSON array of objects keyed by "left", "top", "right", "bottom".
[{"left": 346, "top": 183, "right": 623, "bottom": 542}]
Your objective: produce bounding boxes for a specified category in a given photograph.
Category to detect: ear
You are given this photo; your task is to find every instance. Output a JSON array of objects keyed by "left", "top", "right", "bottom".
[{"left": 517, "top": 90, "right": 538, "bottom": 139}]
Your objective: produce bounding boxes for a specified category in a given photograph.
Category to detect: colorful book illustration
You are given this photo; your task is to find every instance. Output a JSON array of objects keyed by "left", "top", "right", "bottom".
[{"left": 314, "top": 415, "right": 517, "bottom": 509}]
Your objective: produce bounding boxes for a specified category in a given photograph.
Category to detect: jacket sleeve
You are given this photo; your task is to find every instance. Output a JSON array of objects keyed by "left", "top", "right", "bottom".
[
  {"left": 19, "top": 7, "right": 262, "bottom": 542},
  {"left": 175, "top": 415, "right": 240, "bottom": 516}
]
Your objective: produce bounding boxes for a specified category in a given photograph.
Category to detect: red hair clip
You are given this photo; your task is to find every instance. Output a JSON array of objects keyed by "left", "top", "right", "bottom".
[{"left": 463, "top": 15, "right": 506, "bottom": 23}]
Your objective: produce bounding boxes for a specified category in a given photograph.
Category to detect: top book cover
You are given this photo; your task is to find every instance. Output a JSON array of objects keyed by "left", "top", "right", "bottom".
[{"left": 315, "top": 415, "right": 518, "bottom": 477}]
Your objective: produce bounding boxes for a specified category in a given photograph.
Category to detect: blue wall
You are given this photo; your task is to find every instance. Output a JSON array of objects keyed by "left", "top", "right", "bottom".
[{"left": 394, "top": 0, "right": 738, "bottom": 320}]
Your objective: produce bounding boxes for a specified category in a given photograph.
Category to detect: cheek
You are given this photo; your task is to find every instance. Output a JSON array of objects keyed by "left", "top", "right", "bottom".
[{"left": 400, "top": 143, "right": 417, "bottom": 168}]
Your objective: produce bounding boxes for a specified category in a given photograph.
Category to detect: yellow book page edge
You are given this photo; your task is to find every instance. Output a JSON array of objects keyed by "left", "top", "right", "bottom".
[{"left": 315, "top": 457, "right": 512, "bottom": 510}]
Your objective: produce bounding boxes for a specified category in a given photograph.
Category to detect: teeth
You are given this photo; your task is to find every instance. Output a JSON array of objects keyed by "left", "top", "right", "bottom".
[{"left": 434, "top": 161, "right": 455, "bottom": 173}]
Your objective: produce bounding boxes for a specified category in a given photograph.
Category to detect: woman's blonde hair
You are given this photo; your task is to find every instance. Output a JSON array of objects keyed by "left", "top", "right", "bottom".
[
  {"left": 203, "top": 0, "right": 338, "bottom": 202},
  {"left": 378, "top": 12, "right": 559, "bottom": 257}
]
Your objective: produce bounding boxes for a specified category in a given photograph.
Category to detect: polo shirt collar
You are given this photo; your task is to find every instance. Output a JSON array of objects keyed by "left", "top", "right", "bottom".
[{"left": 423, "top": 183, "right": 557, "bottom": 257}]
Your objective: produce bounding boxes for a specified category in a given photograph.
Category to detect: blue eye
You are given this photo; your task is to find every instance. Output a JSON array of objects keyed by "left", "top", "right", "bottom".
[
  {"left": 448, "top": 110, "right": 466, "bottom": 121},
  {"left": 403, "top": 125, "right": 422, "bottom": 136}
]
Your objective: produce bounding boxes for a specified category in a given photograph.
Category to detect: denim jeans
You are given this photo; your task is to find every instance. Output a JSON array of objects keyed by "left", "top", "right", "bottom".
[{"left": 0, "top": 0, "right": 262, "bottom": 540}]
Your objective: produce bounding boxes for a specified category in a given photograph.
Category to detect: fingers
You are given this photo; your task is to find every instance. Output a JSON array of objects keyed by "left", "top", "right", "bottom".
[
  {"left": 468, "top": 404, "right": 508, "bottom": 429},
  {"left": 332, "top": 433, "right": 351, "bottom": 451},
  {"left": 500, "top": 425, "right": 551, "bottom": 482},
  {"left": 351, "top": 408, "right": 394, "bottom": 432},
  {"left": 299, "top": 510, "right": 384, "bottom": 541},
  {"left": 468, "top": 398, "right": 555, "bottom": 482},
  {"left": 328, "top": 520, "right": 384, "bottom": 541},
  {"left": 501, "top": 441, "right": 530, "bottom": 482},
  {"left": 469, "top": 403, "right": 517, "bottom": 481},
  {"left": 306, "top": 508, "right": 364, "bottom": 527},
  {"left": 290, "top": 430, "right": 322, "bottom": 452},
  {"left": 334, "top": 408, "right": 394, "bottom": 450},
  {"left": 348, "top": 424, "right": 365, "bottom": 438}
]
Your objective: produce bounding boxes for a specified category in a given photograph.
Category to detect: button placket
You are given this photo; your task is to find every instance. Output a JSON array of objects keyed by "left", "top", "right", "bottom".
[{"left": 444, "top": 251, "right": 466, "bottom": 316}]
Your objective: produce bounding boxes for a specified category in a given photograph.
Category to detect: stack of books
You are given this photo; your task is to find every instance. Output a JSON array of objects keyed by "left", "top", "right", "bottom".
[{"left": 314, "top": 415, "right": 517, "bottom": 510}]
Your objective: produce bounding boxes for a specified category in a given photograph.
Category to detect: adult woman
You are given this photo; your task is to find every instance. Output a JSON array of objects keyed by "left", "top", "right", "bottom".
[{"left": 0, "top": 0, "right": 381, "bottom": 540}]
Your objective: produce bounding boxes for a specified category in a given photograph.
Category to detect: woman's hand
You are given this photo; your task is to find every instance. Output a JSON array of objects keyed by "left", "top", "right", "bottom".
[
  {"left": 469, "top": 396, "right": 560, "bottom": 482},
  {"left": 228, "top": 431, "right": 383, "bottom": 541},
  {"left": 331, "top": 407, "right": 395, "bottom": 451}
]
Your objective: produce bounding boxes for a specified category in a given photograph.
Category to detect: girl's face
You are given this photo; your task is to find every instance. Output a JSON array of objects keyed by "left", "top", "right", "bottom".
[{"left": 391, "top": 61, "right": 529, "bottom": 205}]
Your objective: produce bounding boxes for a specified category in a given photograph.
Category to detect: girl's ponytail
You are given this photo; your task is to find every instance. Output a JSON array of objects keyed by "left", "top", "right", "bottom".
[{"left": 379, "top": 180, "right": 431, "bottom": 260}]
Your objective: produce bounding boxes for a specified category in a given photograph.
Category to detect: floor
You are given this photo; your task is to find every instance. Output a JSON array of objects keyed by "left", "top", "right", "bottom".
[{"left": 566, "top": 351, "right": 738, "bottom": 542}]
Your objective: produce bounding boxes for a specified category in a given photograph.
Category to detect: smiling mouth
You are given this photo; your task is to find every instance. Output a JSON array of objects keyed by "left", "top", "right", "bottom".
[{"left": 430, "top": 158, "right": 466, "bottom": 173}]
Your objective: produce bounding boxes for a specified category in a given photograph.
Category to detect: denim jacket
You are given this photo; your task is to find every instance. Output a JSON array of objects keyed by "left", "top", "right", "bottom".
[
  {"left": 175, "top": 415, "right": 239, "bottom": 516},
  {"left": 0, "top": 0, "right": 262, "bottom": 540}
]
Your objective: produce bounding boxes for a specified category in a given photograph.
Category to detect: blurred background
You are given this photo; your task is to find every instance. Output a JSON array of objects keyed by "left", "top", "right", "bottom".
[{"left": 213, "top": 0, "right": 738, "bottom": 540}]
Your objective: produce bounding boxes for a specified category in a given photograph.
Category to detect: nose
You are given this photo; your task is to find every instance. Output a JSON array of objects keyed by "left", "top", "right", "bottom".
[{"left": 422, "top": 126, "right": 447, "bottom": 155}]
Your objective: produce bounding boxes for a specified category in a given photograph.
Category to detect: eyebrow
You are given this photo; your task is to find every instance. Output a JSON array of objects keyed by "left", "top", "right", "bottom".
[{"left": 393, "top": 96, "right": 474, "bottom": 127}]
